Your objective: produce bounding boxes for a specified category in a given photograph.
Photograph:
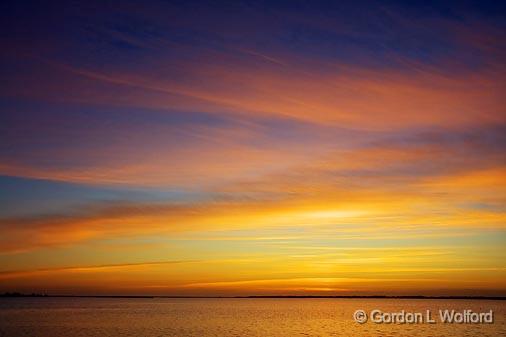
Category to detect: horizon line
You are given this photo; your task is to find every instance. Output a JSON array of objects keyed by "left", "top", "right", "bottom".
[{"left": 2, "top": 293, "right": 505, "bottom": 300}]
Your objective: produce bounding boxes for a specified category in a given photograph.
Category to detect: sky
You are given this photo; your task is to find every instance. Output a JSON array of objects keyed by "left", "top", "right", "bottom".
[{"left": 0, "top": 0, "right": 505, "bottom": 296}]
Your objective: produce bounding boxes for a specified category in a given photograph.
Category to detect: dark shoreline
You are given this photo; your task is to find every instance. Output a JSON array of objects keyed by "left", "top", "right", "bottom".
[{"left": 1, "top": 293, "right": 505, "bottom": 300}]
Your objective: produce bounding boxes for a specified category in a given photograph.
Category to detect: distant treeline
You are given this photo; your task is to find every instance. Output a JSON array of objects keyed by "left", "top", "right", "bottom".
[
  {"left": 1, "top": 292, "right": 48, "bottom": 297},
  {"left": 1, "top": 293, "right": 504, "bottom": 300}
]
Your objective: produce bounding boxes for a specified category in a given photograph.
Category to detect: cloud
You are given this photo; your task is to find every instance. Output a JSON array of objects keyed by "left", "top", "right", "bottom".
[
  {"left": 0, "top": 260, "right": 199, "bottom": 280},
  {"left": 1, "top": 0, "right": 505, "bottom": 295},
  {"left": 0, "top": 122, "right": 504, "bottom": 254}
]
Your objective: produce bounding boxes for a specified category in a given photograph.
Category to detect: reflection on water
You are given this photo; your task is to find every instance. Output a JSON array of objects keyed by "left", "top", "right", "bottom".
[{"left": 0, "top": 298, "right": 504, "bottom": 337}]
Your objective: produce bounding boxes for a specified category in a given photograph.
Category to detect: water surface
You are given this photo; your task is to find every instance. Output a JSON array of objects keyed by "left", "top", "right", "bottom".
[{"left": 0, "top": 298, "right": 504, "bottom": 337}]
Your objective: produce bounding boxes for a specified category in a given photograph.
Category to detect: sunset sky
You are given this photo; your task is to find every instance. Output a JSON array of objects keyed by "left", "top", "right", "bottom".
[{"left": 0, "top": 0, "right": 505, "bottom": 296}]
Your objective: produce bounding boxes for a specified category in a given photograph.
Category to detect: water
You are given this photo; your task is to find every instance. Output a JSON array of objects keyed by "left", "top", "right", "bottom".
[{"left": 0, "top": 298, "right": 504, "bottom": 337}]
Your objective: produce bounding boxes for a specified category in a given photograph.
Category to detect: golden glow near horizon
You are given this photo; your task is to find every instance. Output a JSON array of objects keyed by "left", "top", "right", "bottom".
[{"left": 0, "top": 1, "right": 505, "bottom": 296}]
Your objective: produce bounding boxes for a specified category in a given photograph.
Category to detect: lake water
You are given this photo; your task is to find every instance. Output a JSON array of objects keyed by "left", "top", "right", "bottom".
[{"left": 0, "top": 298, "right": 504, "bottom": 336}]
